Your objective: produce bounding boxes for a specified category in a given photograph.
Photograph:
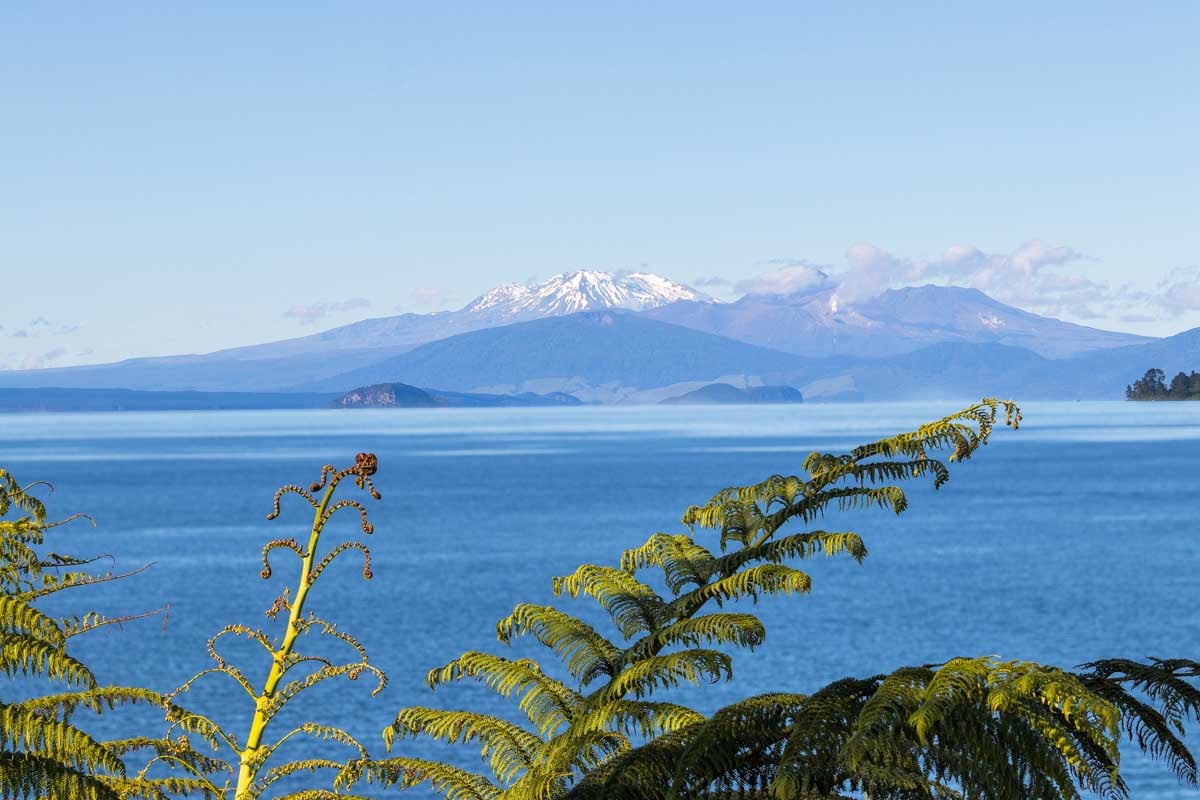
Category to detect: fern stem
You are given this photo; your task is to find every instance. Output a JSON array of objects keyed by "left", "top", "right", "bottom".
[{"left": 233, "top": 481, "right": 336, "bottom": 799}]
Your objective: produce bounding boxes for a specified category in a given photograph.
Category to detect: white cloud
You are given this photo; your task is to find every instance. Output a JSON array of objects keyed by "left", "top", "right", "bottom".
[
  {"left": 735, "top": 260, "right": 835, "bottom": 297},
  {"left": 8, "top": 317, "right": 82, "bottom": 338},
  {"left": 409, "top": 285, "right": 452, "bottom": 308},
  {"left": 688, "top": 240, "right": 1193, "bottom": 325},
  {"left": 825, "top": 239, "right": 1119, "bottom": 317},
  {"left": 281, "top": 298, "right": 370, "bottom": 325},
  {"left": 17, "top": 347, "right": 68, "bottom": 370},
  {"left": 1145, "top": 267, "right": 1200, "bottom": 316}
]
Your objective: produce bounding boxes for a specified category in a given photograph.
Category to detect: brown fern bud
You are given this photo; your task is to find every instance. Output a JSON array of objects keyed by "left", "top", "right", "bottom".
[
  {"left": 355, "top": 452, "right": 378, "bottom": 476},
  {"left": 260, "top": 566, "right": 272, "bottom": 579}
]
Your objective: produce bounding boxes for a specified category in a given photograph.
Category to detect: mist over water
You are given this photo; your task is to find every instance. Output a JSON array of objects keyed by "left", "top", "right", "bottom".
[{"left": 2, "top": 401, "right": 1198, "bottom": 797}]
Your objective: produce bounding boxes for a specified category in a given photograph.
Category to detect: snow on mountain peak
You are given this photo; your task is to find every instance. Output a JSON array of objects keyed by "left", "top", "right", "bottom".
[{"left": 463, "top": 270, "right": 708, "bottom": 321}]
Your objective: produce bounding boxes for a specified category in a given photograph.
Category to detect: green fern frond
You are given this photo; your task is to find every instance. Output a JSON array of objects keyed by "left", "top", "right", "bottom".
[
  {"left": 496, "top": 604, "right": 622, "bottom": 686},
  {"left": 386, "top": 707, "right": 541, "bottom": 784},
  {"left": 0, "top": 595, "right": 64, "bottom": 646},
  {"left": 672, "top": 562, "right": 812, "bottom": 609},
  {"left": 628, "top": 612, "right": 766, "bottom": 661},
  {"left": 0, "top": 702, "right": 126, "bottom": 777},
  {"left": 0, "top": 631, "right": 96, "bottom": 686},
  {"left": 425, "top": 652, "right": 581, "bottom": 736},
  {"left": 0, "top": 751, "right": 119, "bottom": 800},
  {"left": 552, "top": 565, "right": 666, "bottom": 640},
  {"left": 348, "top": 758, "right": 501, "bottom": 800},
  {"left": 601, "top": 648, "right": 733, "bottom": 700},
  {"left": 618, "top": 533, "right": 717, "bottom": 594}
]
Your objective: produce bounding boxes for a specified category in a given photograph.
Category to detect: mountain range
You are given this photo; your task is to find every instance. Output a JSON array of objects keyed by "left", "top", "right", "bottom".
[{"left": 0, "top": 270, "right": 1192, "bottom": 403}]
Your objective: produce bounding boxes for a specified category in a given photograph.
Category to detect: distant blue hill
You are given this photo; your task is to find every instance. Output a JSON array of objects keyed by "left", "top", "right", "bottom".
[
  {"left": 0, "top": 388, "right": 338, "bottom": 412},
  {"left": 331, "top": 383, "right": 581, "bottom": 408},
  {"left": 0, "top": 385, "right": 581, "bottom": 412},
  {"left": 0, "top": 347, "right": 411, "bottom": 393},
  {"left": 644, "top": 284, "right": 1152, "bottom": 359},
  {"left": 301, "top": 311, "right": 819, "bottom": 393},
  {"left": 0, "top": 308, "right": 1194, "bottom": 403},
  {"left": 0, "top": 282, "right": 1164, "bottom": 398},
  {"left": 309, "top": 314, "right": 1200, "bottom": 401},
  {"left": 661, "top": 384, "right": 804, "bottom": 405},
  {"left": 787, "top": 328, "right": 1200, "bottom": 400}
]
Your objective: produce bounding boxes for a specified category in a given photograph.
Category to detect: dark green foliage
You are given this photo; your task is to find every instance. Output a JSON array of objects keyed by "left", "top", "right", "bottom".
[
  {"left": 0, "top": 469, "right": 224, "bottom": 799},
  {"left": 365, "top": 399, "right": 1042, "bottom": 799},
  {"left": 572, "top": 657, "right": 1200, "bottom": 800},
  {"left": 1126, "top": 367, "right": 1200, "bottom": 399},
  {"left": 369, "top": 398, "right": 1200, "bottom": 800}
]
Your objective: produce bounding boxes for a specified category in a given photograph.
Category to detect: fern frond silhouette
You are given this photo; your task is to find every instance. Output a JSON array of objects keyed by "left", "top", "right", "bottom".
[
  {"left": 165, "top": 453, "right": 386, "bottom": 800},
  {"left": 0, "top": 468, "right": 225, "bottom": 800}
]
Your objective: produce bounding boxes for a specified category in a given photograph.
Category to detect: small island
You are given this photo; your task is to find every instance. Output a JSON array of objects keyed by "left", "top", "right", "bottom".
[
  {"left": 331, "top": 382, "right": 582, "bottom": 408},
  {"left": 661, "top": 383, "right": 804, "bottom": 405},
  {"left": 1126, "top": 368, "right": 1200, "bottom": 400}
]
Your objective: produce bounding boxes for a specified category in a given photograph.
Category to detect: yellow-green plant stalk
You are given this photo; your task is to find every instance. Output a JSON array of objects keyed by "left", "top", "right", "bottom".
[{"left": 165, "top": 453, "right": 387, "bottom": 800}]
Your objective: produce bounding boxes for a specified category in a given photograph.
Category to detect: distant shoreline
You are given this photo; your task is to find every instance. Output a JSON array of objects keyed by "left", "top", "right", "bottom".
[{"left": 0, "top": 387, "right": 339, "bottom": 413}]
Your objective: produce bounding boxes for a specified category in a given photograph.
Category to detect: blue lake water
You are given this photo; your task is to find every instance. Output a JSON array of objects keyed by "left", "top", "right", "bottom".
[{"left": 2, "top": 401, "right": 1199, "bottom": 797}]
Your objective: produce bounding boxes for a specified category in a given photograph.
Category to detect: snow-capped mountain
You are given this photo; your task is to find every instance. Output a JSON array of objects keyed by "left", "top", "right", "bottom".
[
  {"left": 464, "top": 271, "right": 708, "bottom": 322},
  {"left": 0, "top": 270, "right": 1158, "bottom": 396},
  {"left": 202, "top": 270, "right": 710, "bottom": 359}
]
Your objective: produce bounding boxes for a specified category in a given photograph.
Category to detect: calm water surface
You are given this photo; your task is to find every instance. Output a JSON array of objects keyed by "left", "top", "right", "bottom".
[{"left": 2, "top": 401, "right": 1198, "bottom": 797}]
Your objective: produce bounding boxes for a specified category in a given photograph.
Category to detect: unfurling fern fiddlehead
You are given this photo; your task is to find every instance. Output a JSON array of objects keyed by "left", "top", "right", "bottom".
[{"left": 165, "top": 453, "right": 386, "bottom": 800}]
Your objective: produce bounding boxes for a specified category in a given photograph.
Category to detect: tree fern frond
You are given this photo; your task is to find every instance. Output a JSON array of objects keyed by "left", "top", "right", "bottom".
[
  {"left": 385, "top": 707, "right": 541, "bottom": 784},
  {"left": 0, "top": 702, "right": 126, "bottom": 777},
  {"left": 0, "top": 751, "right": 119, "bottom": 800},
  {"left": 618, "top": 533, "right": 717, "bottom": 594},
  {"left": 551, "top": 565, "right": 666, "bottom": 640},
  {"left": 601, "top": 648, "right": 733, "bottom": 700},
  {"left": 347, "top": 758, "right": 501, "bottom": 800},
  {"left": 17, "top": 685, "right": 175, "bottom": 725},
  {"left": 715, "top": 530, "right": 868, "bottom": 575},
  {"left": 0, "top": 595, "right": 65, "bottom": 646},
  {"left": 497, "top": 604, "right": 622, "bottom": 686},
  {"left": 627, "top": 612, "right": 766, "bottom": 663},
  {"left": 671, "top": 563, "right": 812, "bottom": 610},
  {"left": 0, "top": 631, "right": 96, "bottom": 686},
  {"left": 425, "top": 652, "right": 582, "bottom": 736}
]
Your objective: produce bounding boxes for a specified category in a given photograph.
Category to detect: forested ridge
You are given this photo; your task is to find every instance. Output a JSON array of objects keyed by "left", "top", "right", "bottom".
[{"left": 1126, "top": 368, "right": 1200, "bottom": 400}]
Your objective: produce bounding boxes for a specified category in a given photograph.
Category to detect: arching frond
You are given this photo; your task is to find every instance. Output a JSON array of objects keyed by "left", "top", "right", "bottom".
[
  {"left": 347, "top": 758, "right": 501, "bottom": 800},
  {"left": 385, "top": 707, "right": 542, "bottom": 784},
  {"left": 497, "top": 604, "right": 622, "bottom": 686},
  {"left": 0, "top": 703, "right": 126, "bottom": 778},
  {"left": 552, "top": 565, "right": 666, "bottom": 640},
  {"left": 425, "top": 652, "right": 581, "bottom": 736},
  {"left": 0, "top": 751, "right": 119, "bottom": 800}
]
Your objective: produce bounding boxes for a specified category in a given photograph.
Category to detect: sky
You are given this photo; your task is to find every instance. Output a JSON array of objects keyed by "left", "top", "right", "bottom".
[{"left": 2, "top": 2, "right": 1197, "bottom": 368}]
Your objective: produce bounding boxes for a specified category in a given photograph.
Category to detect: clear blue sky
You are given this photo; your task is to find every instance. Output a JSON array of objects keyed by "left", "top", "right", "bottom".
[{"left": 2, "top": 2, "right": 1197, "bottom": 368}]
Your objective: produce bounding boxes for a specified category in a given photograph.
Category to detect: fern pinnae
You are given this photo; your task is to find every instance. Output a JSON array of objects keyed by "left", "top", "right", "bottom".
[
  {"left": 60, "top": 605, "right": 170, "bottom": 640},
  {"left": 348, "top": 757, "right": 502, "bottom": 800},
  {"left": 496, "top": 604, "right": 622, "bottom": 686}
]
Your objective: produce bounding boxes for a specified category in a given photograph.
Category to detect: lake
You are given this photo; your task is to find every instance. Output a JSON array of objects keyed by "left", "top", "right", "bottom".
[{"left": 2, "top": 401, "right": 1198, "bottom": 797}]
